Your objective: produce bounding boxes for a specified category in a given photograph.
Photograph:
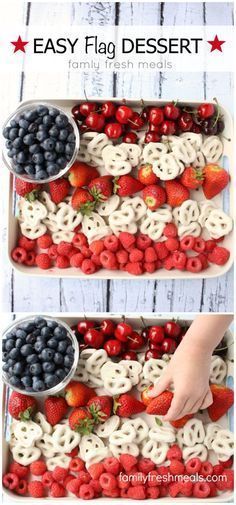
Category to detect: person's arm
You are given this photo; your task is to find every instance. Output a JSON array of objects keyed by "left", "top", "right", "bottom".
[{"left": 149, "top": 315, "right": 233, "bottom": 421}]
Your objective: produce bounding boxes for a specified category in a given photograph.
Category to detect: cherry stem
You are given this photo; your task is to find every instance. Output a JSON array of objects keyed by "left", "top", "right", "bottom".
[
  {"left": 83, "top": 88, "right": 89, "bottom": 101},
  {"left": 140, "top": 316, "right": 146, "bottom": 328}
]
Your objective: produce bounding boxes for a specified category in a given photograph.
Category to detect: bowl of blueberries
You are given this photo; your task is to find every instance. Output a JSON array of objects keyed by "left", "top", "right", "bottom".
[
  {"left": 2, "top": 102, "right": 80, "bottom": 182},
  {"left": 2, "top": 315, "right": 79, "bottom": 396}
]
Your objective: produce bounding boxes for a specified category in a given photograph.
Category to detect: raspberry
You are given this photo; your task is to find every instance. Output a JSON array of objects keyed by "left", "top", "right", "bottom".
[
  {"left": 70, "top": 252, "right": 84, "bottom": 268},
  {"left": 144, "top": 262, "right": 157, "bottom": 273},
  {"left": 102, "top": 487, "right": 120, "bottom": 497},
  {"left": 172, "top": 251, "right": 187, "bottom": 270},
  {"left": 42, "top": 471, "right": 55, "bottom": 488},
  {"left": 167, "top": 444, "right": 182, "bottom": 461},
  {"left": 15, "top": 479, "right": 28, "bottom": 495},
  {"left": 220, "top": 456, "right": 233, "bottom": 468},
  {"left": 76, "top": 471, "right": 91, "bottom": 486},
  {"left": 104, "top": 235, "right": 120, "bottom": 252},
  {"left": 180, "top": 235, "right": 195, "bottom": 251},
  {"left": 200, "top": 461, "right": 213, "bottom": 478},
  {"left": 52, "top": 466, "right": 69, "bottom": 482},
  {"left": 117, "top": 474, "right": 129, "bottom": 489},
  {"left": 9, "top": 462, "right": 29, "bottom": 479},
  {"left": 30, "top": 459, "right": 47, "bottom": 476},
  {"left": 205, "top": 239, "right": 216, "bottom": 252},
  {"left": 163, "top": 254, "right": 174, "bottom": 270},
  {"left": 81, "top": 258, "right": 96, "bottom": 274},
  {"left": 63, "top": 474, "right": 75, "bottom": 488},
  {"left": 126, "top": 262, "right": 143, "bottom": 275},
  {"left": 193, "top": 482, "right": 211, "bottom": 498},
  {"left": 165, "top": 237, "right": 179, "bottom": 252},
  {"left": 67, "top": 447, "right": 78, "bottom": 458},
  {"left": 179, "top": 478, "right": 193, "bottom": 497},
  {"left": 18, "top": 236, "right": 36, "bottom": 251},
  {"left": 130, "top": 471, "right": 146, "bottom": 486},
  {"left": 216, "top": 469, "right": 234, "bottom": 490},
  {"left": 56, "top": 255, "right": 70, "bottom": 268},
  {"left": 48, "top": 244, "right": 58, "bottom": 259},
  {"left": 3, "top": 473, "right": 19, "bottom": 490},
  {"left": 99, "top": 472, "right": 117, "bottom": 490},
  {"left": 36, "top": 253, "right": 52, "bottom": 269},
  {"left": 127, "top": 485, "right": 146, "bottom": 499},
  {"left": 91, "top": 254, "right": 102, "bottom": 267},
  {"left": 90, "top": 479, "right": 102, "bottom": 496},
  {"left": 88, "top": 463, "right": 104, "bottom": 480},
  {"left": 163, "top": 223, "right": 177, "bottom": 238},
  {"left": 79, "top": 483, "right": 95, "bottom": 499},
  {"left": 158, "top": 466, "right": 171, "bottom": 484},
  {"left": 103, "top": 457, "right": 120, "bottom": 476},
  {"left": 169, "top": 459, "right": 185, "bottom": 475},
  {"left": 169, "top": 482, "right": 180, "bottom": 497},
  {"left": 57, "top": 241, "right": 73, "bottom": 256},
  {"left": 120, "top": 488, "right": 129, "bottom": 498},
  {"left": 160, "top": 485, "right": 168, "bottom": 497},
  {"left": 208, "top": 246, "right": 230, "bottom": 265},
  {"left": 144, "top": 246, "right": 158, "bottom": 262},
  {"left": 37, "top": 233, "right": 53, "bottom": 249},
  {"left": 154, "top": 242, "right": 169, "bottom": 260},
  {"left": 146, "top": 487, "right": 160, "bottom": 498},
  {"left": 129, "top": 248, "right": 144, "bottom": 262},
  {"left": 186, "top": 457, "right": 202, "bottom": 475},
  {"left": 69, "top": 457, "right": 85, "bottom": 473},
  {"left": 116, "top": 249, "right": 128, "bottom": 264},
  {"left": 28, "top": 481, "right": 45, "bottom": 498},
  {"left": 213, "top": 463, "right": 224, "bottom": 475},
  {"left": 25, "top": 251, "right": 36, "bottom": 266},
  {"left": 11, "top": 247, "right": 27, "bottom": 264},
  {"left": 208, "top": 481, "right": 217, "bottom": 497},
  {"left": 81, "top": 246, "right": 92, "bottom": 258},
  {"left": 66, "top": 478, "right": 81, "bottom": 495},
  {"left": 197, "top": 252, "right": 209, "bottom": 270},
  {"left": 147, "top": 469, "right": 160, "bottom": 487},
  {"left": 194, "top": 237, "right": 206, "bottom": 253},
  {"left": 89, "top": 240, "right": 104, "bottom": 255},
  {"left": 120, "top": 454, "right": 138, "bottom": 473},
  {"left": 138, "top": 458, "right": 155, "bottom": 474},
  {"left": 72, "top": 233, "right": 88, "bottom": 248},
  {"left": 100, "top": 250, "right": 118, "bottom": 270},
  {"left": 67, "top": 246, "right": 79, "bottom": 259},
  {"left": 186, "top": 257, "right": 202, "bottom": 273},
  {"left": 50, "top": 482, "right": 66, "bottom": 497},
  {"left": 136, "top": 234, "right": 152, "bottom": 250},
  {"left": 119, "top": 232, "right": 136, "bottom": 250}
]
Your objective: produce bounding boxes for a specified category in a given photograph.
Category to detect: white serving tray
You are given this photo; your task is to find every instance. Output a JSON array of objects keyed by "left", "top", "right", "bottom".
[
  {"left": 2, "top": 314, "right": 234, "bottom": 503},
  {"left": 7, "top": 99, "right": 234, "bottom": 279}
]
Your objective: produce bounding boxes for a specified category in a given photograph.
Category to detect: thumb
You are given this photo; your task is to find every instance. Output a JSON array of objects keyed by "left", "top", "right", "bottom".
[{"left": 148, "top": 373, "right": 172, "bottom": 398}]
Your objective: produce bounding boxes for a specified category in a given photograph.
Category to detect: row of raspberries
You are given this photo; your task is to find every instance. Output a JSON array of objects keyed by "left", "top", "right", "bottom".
[
  {"left": 11, "top": 225, "right": 230, "bottom": 275},
  {"left": 3, "top": 449, "right": 234, "bottom": 499}
]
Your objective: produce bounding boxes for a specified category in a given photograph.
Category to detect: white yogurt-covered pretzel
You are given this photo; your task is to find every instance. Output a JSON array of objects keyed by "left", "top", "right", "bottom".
[
  {"left": 205, "top": 209, "right": 233, "bottom": 239},
  {"left": 43, "top": 213, "right": 60, "bottom": 233},
  {"left": 119, "top": 360, "right": 142, "bottom": 385},
  {"left": 80, "top": 435, "right": 104, "bottom": 461},
  {"left": 198, "top": 201, "right": 216, "bottom": 227},
  {"left": 137, "top": 373, "right": 151, "bottom": 392},
  {"left": 153, "top": 153, "right": 184, "bottom": 180},
  {"left": 171, "top": 138, "right": 196, "bottom": 164},
  {"left": 101, "top": 361, "right": 127, "bottom": 380},
  {"left": 178, "top": 222, "right": 201, "bottom": 238},
  {"left": 109, "top": 222, "right": 138, "bottom": 237},
  {"left": 143, "top": 142, "right": 168, "bottom": 164},
  {"left": 109, "top": 425, "right": 136, "bottom": 446},
  {"left": 183, "top": 444, "right": 208, "bottom": 462},
  {"left": 180, "top": 132, "right": 203, "bottom": 150},
  {"left": 94, "top": 416, "right": 120, "bottom": 438},
  {"left": 85, "top": 448, "right": 110, "bottom": 468},
  {"left": 142, "top": 439, "right": 168, "bottom": 465},
  {"left": 120, "top": 143, "right": 142, "bottom": 167},
  {"left": 14, "top": 421, "right": 43, "bottom": 448},
  {"left": 172, "top": 207, "right": 181, "bottom": 226},
  {"left": 21, "top": 199, "right": 48, "bottom": 226},
  {"left": 36, "top": 433, "right": 57, "bottom": 458},
  {"left": 52, "top": 230, "right": 74, "bottom": 244},
  {"left": 183, "top": 419, "right": 205, "bottom": 447},
  {"left": 121, "top": 197, "right": 147, "bottom": 222},
  {"left": 87, "top": 225, "right": 112, "bottom": 244},
  {"left": 210, "top": 356, "right": 227, "bottom": 384},
  {"left": 34, "top": 413, "right": 52, "bottom": 435},
  {"left": 110, "top": 443, "right": 139, "bottom": 459},
  {"left": 204, "top": 423, "right": 222, "bottom": 450},
  {"left": 39, "top": 191, "right": 57, "bottom": 213},
  {"left": 211, "top": 430, "right": 234, "bottom": 461},
  {"left": 179, "top": 200, "right": 200, "bottom": 225},
  {"left": 87, "top": 133, "right": 111, "bottom": 157},
  {"left": 176, "top": 428, "right": 185, "bottom": 449},
  {"left": 109, "top": 207, "right": 135, "bottom": 228},
  {"left": 20, "top": 222, "right": 47, "bottom": 240},
  {"left": 104, "top": 376, "right": 132, "bottom": 395},
  {"left": 149, "top": 425, "right": 176, "bottom": 444},
  {"left": 103, "top": 145, "right": 132, "bottom": 176},
  {"left": 82, "top": 212, "right": 106, "bottom": 234},
  {"left": 46, "top": 455, "right": 71, "bottom": 471},
  {"left": 202, "top": 136, "right": 223, "bottom": 163},
  {"left": 77, "top": 145, "right": 92, "bottom": 163},
  {"left": 56, "top": 205, "right": 82, "bottom": 231},
  {"left": 140, "top": 216, "right": 165, "bottom": 241},
  {"left": 52, "top": 424, "right": 80, "bottom": 453},
  {"left": 97, "top": 195, "right": 120, "bottom": 216},
  {"left": 143, "top": 358, "right": 167, "bottom": 383},
  {"left": 122, "top": 418, "right": 149, "bottom": 444},
  {"left": 86, "top": 349, "right": 109, "bottom": 376},
  {"left": 147, "top": 205, "right": 172, "bottom": 223},
  {"left": 12, "top": 445, "right": 41, "bottom": 466},
  {"left": 192, "top": 150, "right": 206, "bottom": 169}
]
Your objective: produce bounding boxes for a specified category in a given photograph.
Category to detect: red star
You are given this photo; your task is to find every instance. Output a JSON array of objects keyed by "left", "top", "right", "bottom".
[
  {"left": 11, "top": 35, "right": 29, "bottom": 53},
  {"left": 207, "top": 35, "right": 225, "bottom": 53}
]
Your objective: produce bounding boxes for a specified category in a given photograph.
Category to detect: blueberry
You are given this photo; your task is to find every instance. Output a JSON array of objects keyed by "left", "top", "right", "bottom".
[
  {"left": 6, "top": 139, "right": 13, "bottom": 149},
  {"left": 55, "top": 141, "right": 65, "bottom": 154},
  {"left": 59, "top": 129, "right": 69, "bottom": 141},
  {"left": 16, "top": 328, "right": 27, "bottom": 339},
  {"left": 47, "top": 338, "right": 58, "bottom": 349},
  {"left": 9, "top": 128, "right": 19, "bottom": 141},
  {"left": 25, "top": 164, "right": 35, "bottom": 176},
  {"left": 41, "top": 326, "right": 52, "bottom": 338},
  {"left": 36, "top": 130, "right": 48, "bottom": 142},
  {"left": 55, "top": 114, "right": 69, "bottom": 128},
  {"left": 10, "top": 119, "right": 18, "bottom": 127},
  {"left": 15, "top": 338, "right": 24, "bottom": 349},
  {"left": 41, "top": 348, "right": 55, "bottom": 361},
  {"left": 21, "top": 322, "right": 35, "bottom": 332},
  {"left": 34, "top": 341, "right": 45, "bottom": 353},
  {"left": 26, "top": 354, "right": 39, "bottom": 364},
  {"left": 2, "top": 352, "right": 8, "bottom": 362},
  {"left": 5, "top": 331, "right": 16, "bottom": 339},
  {"left": 42, "top": 138, "right": 56, "bottom": 151},
  {"left": 9, "top": 376, "right": 22, "bottom": 388},
  {"left": 44, "top": 374, "right": 58, "bottom": 389},
  {"left": 56, "top": 156, "right": 67, "bottom": 169},
  {"left": 18, "top": 128, "right": 27, "bottom": 138},
  {"left": 49, "top": 126, "right": 60, "bottom": 138},
  {"left": 38, "top": 124, "right": 48, "bottom": 132},
  {"left": 14, "top": 164, "right": 25, "bottom": 174},
  {"left": 16, "top": 152, "right": 27, "bottom": 163},
  {"left": 32, "top": 329, "right": 41, "bottom": 337},
  {"left": 25, "top": 386, "right": 34, "bottom": 392},
  {"left": 32, "top": 378, "right": 45, "bottom": 391},
  {"left": 13, "top": 362, "right": 25, "bottom": 376},
  {"left": 21, "top": 376, "right": 32, "bottom": 388},
  {"left": 5, "top": 339, "right": 15, "bottom": 351},
  {"left": 49, "top": 107, "right": 60, "bottom": 118},
  {"left": 26, "top": 333, "right": 37, "bottom": 344},
  {"left": 36, "top": 105, "right": 49, "bottom": 116},
  {"left": 19, "top": 119, "right": 30, "bottom": 130},
  {"left": 42, "top": 362, "right": 55, "bottom": 373},
  {"left": 20, "top": 344, "right": 34, "bottom": 356},
  {"left": 54, "top": 352, "right": 64, "bottom": 365},
  {"left": 55, "top": 369, "right": 67, "bottom": 380},
  {"left": 67, "top": 133, "right": 76, "bottom": 143},
  {"left": 46, "top": 163, "right": 59, "bottom": 176},
  {"left": 29, "top": 144, "right": 41, "bottom": 154},
  {"left": 65, "top": 143, "right": 75, "bottom": 156},
  {"left": 24, "top": 110, "right": 38, "bottom": 122},
  {"left": 28, "top": 122, "right": 38, "bottom": 133},
  {"left": 3, "top": 363, "right": 10, "bottom": 373},
  {"left": 44, "top": 151, "right": 57, "bottom": 162},
  {"left": 67, "top": 345, "right": 74, "bottom": 355},
  {"left": 64, "top": 368, "right": 70, "bottom": 375},
  {"left": 23, "top": 134, "right": 35, "bottom": 146},
  {"left": 54, "top": 325, "right": 67, "bottom": 340},
  {"left": 2, "top": 340, "right": 6, "bottom": 351},
  {"left": 35, "top": 117, "right": 43, "bottom": 125},
  {"left": 24, "top": 365, "right": 31, "bottom": 376},
  {"left": 9, "top": 348, "right": 20, "bottom": 360},
  {"left": 32, "top": 152, "right": 44, "bottom": 164},
  {"left": 8, "top": 366, "right": 14, "bottom": 376},
  {"left": 35, "top": 170, "right": 48, "bottom": 180},
  {"left": 43, "top": 114, "right": 53, "bottom": 127},
  {"left": 30, "top": 363, "right": 42, "bottom": 375},
  {"left": 6, "top": 358, "right": 15, "bottom": 367},
  {"left": 64, "top": 355, "right": 74, "bottom": 368},
  {"left": 3, "top": 127, "right": 11, "bottom": 139},
  {"left": 47, "top": 320, "right": 58, "bottom": 330},
  {"left": 57, "top": 340, "right": 67, "bottom": 353},
  {"left": 12, "top": 137, "right": 23, "bottom": 149},
  {"left": 7, "top": 149, "right": 16, "bottom": 158}
]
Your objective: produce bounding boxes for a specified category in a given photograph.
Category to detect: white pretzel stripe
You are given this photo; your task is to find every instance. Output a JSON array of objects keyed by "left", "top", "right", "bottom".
[
  {"left": 86, "top": 226, "right": 112, "bottom": 244},
  {"left": 183, "top": 419, "right": 205, "bottom": 447},
  {"left": 56, "top": 205, "right": 82, "bottom": 231},
  {"left": 180, "top": 132, "right": 203, "bottom": 150},
  {"left": 94, "top": 416, "right": 120, "bottom": 438},
  {"left": 143, "top": 142, "right": 168, "bottom": 163},
  {"left": 14, "top": 421, "right": 43, "bottom": 448},
  {"left": 34, "top": 413, "right": 52, "bottom": 435},
  {"left": 77, "top": 143, "right": 92, "bottom": 163},
  {"left": 52, "top": 231, "right": 74, "bottom": 244},
  {"left": 153, "top": 153, "right": 184, "bottom": 180},
  {"left": 109, "top": 222, "right": 138, "bottom": 237},
  {"left": 119, "top": 360, "right": 142, "bottom": 385},
  {"left": 21, "top": 199, "right": 48, "bottom": 226},
  {"left": 110, "top": 443, "right": 139, "bottom": 459},
  {"left": 52, "top": 424, "right": 80, "bottom": 453},
  {"left": 205, "top": 209, "right": 233, "bottom": 239},
  {"left": 178, "top": 222, "right": 201, "bottom": 238},
  {"left": 109, "top": 425, "right": 136, "bottom": 446},
  {"left": 149, "top": 425, "right": 176, "bottom": 444},
  {"left": 20, "top": 222, "right": 47, "bottom": 240},
  {"left": 97, "top": 195, "right": 120, "bottom": 216},
  {"left": 43, "top": 213, "right": 60, "bottom": 233},
  {"left": 142, "top": 439, "right": 168, "bottom": 465},
  {"left": 46, "top": 455, "right": 71, "bottom": 471},
  {"left": 87, "top": 133, "right": 111, "bottom": 157},
  {"left": 12, "top": 445, "right": 41, "bottom": 466},
  {"left": 140, "top": 216, "right": 165, "bottom": 241},
  {"left": 211, "top": 429, "right": 234, "bottom": 459},
  {"left": 109, "top": 207, "right": 135, "bottom": 228},
  {"left": 202, "top": 136, "right": 223, "bottom": 163},
  {"left": 147, "top": 205, "right": 172, "bottom": 223},
  {"left": 85, "top": 448, "right": 110, "bottom": 468},
  {"left": 80, "top": 435, "right": 104, "bottom": 461},
  {"left": 210, "top": 356, "right": 227, "bottom": 384},
  {"left": 171, "top": 138, "right": 196, "bottom": 164},
  {"left": 36, "top": 433, "right": 57, "bottom": 458},
  {"left": 82, "top": 212, "right": 106, "bottom": 234},
  {"left": 101, "top": 361, "right": 128, "bottom": 380},
  {"left": 198, "top": 201, "right": 216, "bottom": 227},
  {"left": 204, "top": 423, "right": 222, "bottom": 450},
  {"left": 119, "top": 143, "right": 141, "bottom": 167},
  {"left": 179, "top": 200, "right": 200, "bottom": 225},
  {"left": 104, "top": 376, "right": 132, "bottom": 395},
  {"left": 183, "top": 444, "right": 208, "bottom": 462},
  {"left": 143, "top": 358, "right": 167, "bottom": 383},
  {"left": 39, "top": 191, "right": 57, "bottom": 213},
  {"left": 122, "top": 418, "right": 149, "bottom": 444},
  {"left": 121, "top": 197, "right": 147, "bottom": 222}
]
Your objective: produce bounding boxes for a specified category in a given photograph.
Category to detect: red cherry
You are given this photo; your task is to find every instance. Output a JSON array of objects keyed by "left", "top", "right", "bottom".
[
  {"left": 149, "top": 107, "right": 164, "bottom": 126},
  {"left": 178, "top": 113, "right": 193, "bottom": 132},
  {"left": 127, "top": 331, "right": 145, "bottom": 350},
  {"left": 145, "top": 131, "right": 161, "bottom": 143},
  {"left": 121, "top": 351, "right": 137, "bottom": 361},
  {"left": 122, "top": 132, "right": 138, "bottom": 144},
  {"left": 79, "top": 123, "right": 90, "bottom": 134},
  {"left": 79, "top": 102, "right": 97, "bottom": 117},
  {"left": 164, "top": 103, "right": 180, "bottom": 120},
  {"left": 198, "top": 103, "right": 215, "bottom": 119},
  {"left": 101, "top": 101, "right": 117, "bottom": 118},
  {"left": 141, "top": 327, "right": 149, "bottom": 340},
  {"left": 85, "top": 112, "right": 105, "bottom": 132},
  {"left": 77, "top": 320, "right": 96, "bottom": 335},
  {"left": 116, "top": 105, "right": 133, "bottom": 124},
  {"left": 149, "top": 342, "right": 162, "bottom": 352},
  {"left": 161, "top": 337, "right": 177, "bottom": 354},
  {"left": 84, "top": 328, "right": 104, "bottom": 349},
  {"left": 104, "top": 339, "right": 122, "bottom": 356},
  {"left": 145, "top": 349, "right": 162, "bottom": 360},
  {"left": 114, "top": 322, "right": 133, "bottom": 343},
  {"left": 128, "top": 112, "right": 145, "bottom": 130},
  {"left": 159, "top": 120, "right": 176, "bottom": 135},
  {"left": 191, "top": 123, "right": 201, "bottom": 133},
  {"left": 100, "top": 319, "right": 116, "bottom": 336},
  {"left": 71, "top": 105, "right": 84, "bottom": 122},
  {"left": 140, "top": 106, "right": 151, "bottom": 121},
  {"left": 164, "top": 321, "right": 182, "bottom": 339},
  {"left": 148, "top": 325, "right": 165, "bottom": 345},
  {"left": 149, "top": 123, "right": 160, "bottom": 133},
  {"left": 104, "top": 122, "right": 123, "bottom": 139}
]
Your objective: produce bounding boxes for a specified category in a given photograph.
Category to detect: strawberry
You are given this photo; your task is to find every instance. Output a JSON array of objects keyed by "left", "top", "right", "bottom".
[
  {"left": 143, "top": 184, "right": 166, "bottom": 210},
  {"left": 44, "top": 396, "right": 68, "bottom": 426},
  {"left": 114, "top": 175, "right": 144, "bottom": 197},
  {"left": 180, "top": 166, "right": 204, "bottom": 190},
  {"left": 170, "top": 414, "right": 193, "bottom": 428},
  {"left": 146, "top": 391, "right": 173, "bottom": 415},
  {"left": 14, "top": 178, "right": 40, "bottom": 201},
  {"left": 141, "top": 385, "right": 155, "bottom": 406},
  {"left": 8, "top": 391, "right": 37, "bottom": 420},
  {"left": 202, "top": 163, "right": 230, "bottom": 199},
  {"left": 165, "top": 180, "right": 190, "bottom": 207},
  {"left": 65, "top": 381, "right": 96, "bottom": 407},
  {"left": 49, "top": 177, "right": 70, "bottom": 204},
  {"left": 69, "top": 407, "right": 95, "bottom": 434},
  {"left": 88, "top": 176, "right": 113, "bottom": 201},
  {"left": 87, "top": 395, "right": 113, "bottom": 423},
  {"left": 113, "top": 394, "right": 145, "bottom": 417},
  {"left": 207, "top": 384, "right": 234, "bottom": 421},
  {"left": 68, "top": 161, "right": 99, "bottom": 188},
  {"left": 138, "top": 163, "right": 159, "bottom": 185},
  {"left": 71, "top": 188, "right": 95, "bottom": 214}
]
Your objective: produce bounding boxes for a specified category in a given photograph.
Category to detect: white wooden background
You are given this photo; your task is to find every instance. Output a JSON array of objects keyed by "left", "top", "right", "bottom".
[{"left": 1, "top": 1, "right": 234, "bottom": 314}]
